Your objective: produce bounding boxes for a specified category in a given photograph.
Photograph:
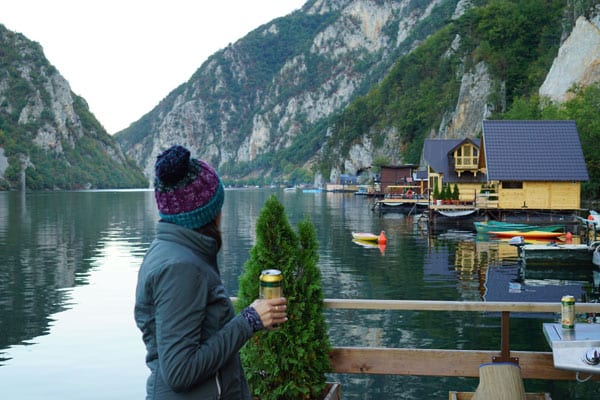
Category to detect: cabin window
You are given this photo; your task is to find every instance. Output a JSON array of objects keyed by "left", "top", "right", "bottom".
[
  {"left": 454, "top": 144, "right": 479, "bottom": 167},
  {"left": 502, "top": 181, "right": 523, "bottom": 189}
]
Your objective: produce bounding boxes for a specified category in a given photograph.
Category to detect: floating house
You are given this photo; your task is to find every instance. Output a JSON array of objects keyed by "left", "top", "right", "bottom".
[
  {"left": 423, "top": 120, "right": 589, "bottom": 216},
  {"left": 480, "top": 120, "right": 588, "bottom": 211}
]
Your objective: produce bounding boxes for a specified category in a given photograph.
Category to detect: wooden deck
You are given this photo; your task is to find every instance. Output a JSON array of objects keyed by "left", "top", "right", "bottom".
[{"left": 324, "top": 299, "right": 600, "bottom": 381}]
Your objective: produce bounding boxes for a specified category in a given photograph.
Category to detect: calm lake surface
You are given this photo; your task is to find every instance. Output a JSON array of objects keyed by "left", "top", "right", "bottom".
[{"left": 1, "top": 189, "right": 599, "bottom": 399}]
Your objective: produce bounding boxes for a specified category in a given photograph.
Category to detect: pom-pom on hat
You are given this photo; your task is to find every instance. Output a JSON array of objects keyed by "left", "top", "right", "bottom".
[{"left": 154, "top": 145, "right": 224, "bottom": 229}]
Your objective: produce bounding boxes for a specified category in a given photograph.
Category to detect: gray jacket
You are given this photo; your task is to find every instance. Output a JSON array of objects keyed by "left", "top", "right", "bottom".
[{"left": 134, "top": 221, "right": 253, "bottom": 399}]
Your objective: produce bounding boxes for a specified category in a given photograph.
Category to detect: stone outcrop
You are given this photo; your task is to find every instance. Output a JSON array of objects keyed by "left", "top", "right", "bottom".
[{"left": 539, "top": 16, "right": 600, "bottom": 102}]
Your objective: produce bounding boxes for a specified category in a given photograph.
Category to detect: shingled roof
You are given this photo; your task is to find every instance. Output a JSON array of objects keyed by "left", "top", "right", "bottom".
[{"left": 482, "top": 120, "right": 589, "bottom": 181}]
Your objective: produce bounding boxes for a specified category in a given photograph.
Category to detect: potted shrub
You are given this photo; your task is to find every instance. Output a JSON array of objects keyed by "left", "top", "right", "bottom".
[
  {"left": 452, "top": 184, "right": 460, "bottom": 204},
  {"left": 442, "top": 183, "right": 452, "bottom": 204},
  {"left": 236, "top": 195, "right": 335, "bottom": 400},
  {"left": 433, "top": 184, "right": 441, "bottom": 205}
]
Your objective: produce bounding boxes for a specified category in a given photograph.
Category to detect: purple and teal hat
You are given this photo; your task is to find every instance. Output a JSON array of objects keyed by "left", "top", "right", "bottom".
[{"left": 154, "top": 145, "right": 224, "bottom": 229}]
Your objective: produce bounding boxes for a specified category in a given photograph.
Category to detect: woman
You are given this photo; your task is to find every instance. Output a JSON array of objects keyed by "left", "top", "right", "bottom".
[{"left": 134, "top": 145, "right": 287, "bottom": 399}]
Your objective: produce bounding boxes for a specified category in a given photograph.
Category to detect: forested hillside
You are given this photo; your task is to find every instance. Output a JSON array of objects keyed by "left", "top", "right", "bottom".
[
  {"left": 319, "top": 0, "right": 599, "bottom": 197},
  {"left": 114, "top": 0, "right": 466, "bottom": 182},
  {"left": 113, "top": 0, "right": 599, "bottom": 198},
  {"left": 1, "top": 0, "right": 597, "bottom": 194},
  {"left": 0, "top": 25, "right": 147, "bottom": 190}
]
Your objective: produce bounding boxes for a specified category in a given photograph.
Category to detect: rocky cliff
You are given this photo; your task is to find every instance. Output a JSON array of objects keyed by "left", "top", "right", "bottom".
[
  {"left": 115, "top": 0, "right": 600, "bottom": 187},
  {"left": 539, "top": 14, "right": 600, "bottom": 102},
  {"left": 0, "top": 25, "right": 146, "bottom": 190},
  {"left": 116, "top": 0, "right": 462, "bottom": 182}
]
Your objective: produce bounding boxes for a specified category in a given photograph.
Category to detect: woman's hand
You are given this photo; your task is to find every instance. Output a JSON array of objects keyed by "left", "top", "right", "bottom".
[{"left": 250, "top": 297, "right": 288, "bottom": 329}]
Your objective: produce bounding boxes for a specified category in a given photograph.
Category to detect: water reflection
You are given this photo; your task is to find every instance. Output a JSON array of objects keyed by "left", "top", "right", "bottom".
[{"left": 0, "top": 191, "right": 157, "bottom": 361}]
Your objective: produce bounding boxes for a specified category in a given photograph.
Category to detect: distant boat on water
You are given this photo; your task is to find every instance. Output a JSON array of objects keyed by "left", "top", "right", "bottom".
[
  {"left": 302, "top": 188, "right": 322, "bottom": 193},
  {"left": 474, "top": 220, "right": 564, "bottom": 234}
]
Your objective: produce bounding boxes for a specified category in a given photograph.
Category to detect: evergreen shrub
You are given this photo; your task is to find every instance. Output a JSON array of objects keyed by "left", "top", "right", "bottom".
[{"left": 237, "top": 195, "right": 332, "bottom": 400}]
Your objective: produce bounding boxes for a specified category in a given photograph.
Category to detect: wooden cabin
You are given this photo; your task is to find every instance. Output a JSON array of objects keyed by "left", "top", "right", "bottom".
[
  {"left": 423, "top": 138, "right": 485, "bottom": 203},
  {"left": 423, "top": 120, "right": 589, "bottom": 213},
  {"left": 481, "top": 120, "right": 588, "bottom": 211}
]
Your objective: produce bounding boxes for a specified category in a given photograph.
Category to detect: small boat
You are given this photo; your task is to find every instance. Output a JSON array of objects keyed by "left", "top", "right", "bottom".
[
  {"left": 474, "top": 221, "right": 564, "bottom": 234},
  {"left": 375, "top": 199, "right": 428, "bottom": 214},
  {"left": 489, "top": 230, "right": 564, "bottom": 240},
  {"left": 352, "top": 232, "right": 379, "bottom": 242},
  {"left": 436, "top": 209, "right": 476, "bottom": 218},
  {"left": 593, "top": 245, "right": 600, "bottom": 267},
  {"left": 379, "top": 200, "right": 406, "bottom": 206},
  {"left": 351, "top": 231, "right": 387, "bottom": 244}
]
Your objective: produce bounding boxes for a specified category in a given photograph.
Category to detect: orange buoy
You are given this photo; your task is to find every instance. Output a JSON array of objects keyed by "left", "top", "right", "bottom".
[
  {"left": 378, "top": 230, "right": 387, "bottom": 245},
  {"left": 589, "top": 214, "right": 595, "bottom": 221}
]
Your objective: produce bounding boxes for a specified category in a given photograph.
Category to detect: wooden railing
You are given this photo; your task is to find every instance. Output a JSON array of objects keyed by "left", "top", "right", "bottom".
[{"left": 324, "top": 299, "right": 600, "bottom": 381}]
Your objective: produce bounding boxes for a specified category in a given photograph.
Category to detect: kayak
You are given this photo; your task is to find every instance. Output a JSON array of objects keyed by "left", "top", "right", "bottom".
[
  {"left": 352, "top": 232, "right": 379, "bottom": 242},
  {"left": 488, "top": 230, "right": 564, "bottom": 239},
  {"left": 474, "top": 220, "right": 564, "bottom": 234}
]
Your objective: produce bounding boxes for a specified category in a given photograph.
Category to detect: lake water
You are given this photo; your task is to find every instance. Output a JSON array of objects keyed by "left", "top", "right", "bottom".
[{"left": 0, "top": 189, "right": 599, "bottom": 399}]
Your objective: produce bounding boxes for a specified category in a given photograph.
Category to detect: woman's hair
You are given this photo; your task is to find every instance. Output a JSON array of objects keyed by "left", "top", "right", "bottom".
[{"left": 196, "top": 219, "right": 222, "bottom": 251}]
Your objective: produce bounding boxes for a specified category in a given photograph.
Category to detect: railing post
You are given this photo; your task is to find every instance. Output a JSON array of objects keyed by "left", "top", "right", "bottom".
[{"left": 493, "top": 311, "right": 519, "bottom": 364}]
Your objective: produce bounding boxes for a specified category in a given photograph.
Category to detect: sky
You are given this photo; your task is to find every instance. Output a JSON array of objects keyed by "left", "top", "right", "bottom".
[{"left": 2, "top": 0, "right": 306, "bottom": 134}]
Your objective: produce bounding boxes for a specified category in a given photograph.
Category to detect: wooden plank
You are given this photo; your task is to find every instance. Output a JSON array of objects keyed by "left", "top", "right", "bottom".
[
  {"left": 233, "top": 297, "right": 600, "bottom": 313},
  {"left": 323, "top": 299, "right": 600, "bottom": 313},
  {"left": 329, "top": 347, "right": 599, "bottom": 381}
]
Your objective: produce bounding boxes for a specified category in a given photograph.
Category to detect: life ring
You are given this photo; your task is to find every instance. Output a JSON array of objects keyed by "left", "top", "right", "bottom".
[{"left": 406, "top": 189, "right": 414, "bottom": 199}]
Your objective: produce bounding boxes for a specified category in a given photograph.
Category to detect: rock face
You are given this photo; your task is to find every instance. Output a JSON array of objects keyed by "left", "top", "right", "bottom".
[
  {"left": 440, "top": 61, "right": 496, "bottom": 139},
  {"left": 116, "top": 0, "right": 457, "bottom": 181},
  {"left": 539, "top": 16, "right": 600, "bottom": 102},
  {"left": 114, "top": 1, "right": 600, "bottom": 185},
  {"left": 0, "top": 25, "right": 146, "bottom": 189}
]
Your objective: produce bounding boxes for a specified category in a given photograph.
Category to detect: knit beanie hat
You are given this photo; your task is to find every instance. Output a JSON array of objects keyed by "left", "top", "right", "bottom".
[{"left": 154, "top": 145, "right": 224, "bottom": 229}]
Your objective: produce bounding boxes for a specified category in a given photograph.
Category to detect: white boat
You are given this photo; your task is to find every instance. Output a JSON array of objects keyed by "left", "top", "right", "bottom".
[
  {"left": 593, "top": 244, "right": 600, "bottom": 267},
  {"left": 436, "top": 209, "right": 476, "bottom": 218},
  {"left": 380, "top": 200, "right": 406, "bottom": 206}
]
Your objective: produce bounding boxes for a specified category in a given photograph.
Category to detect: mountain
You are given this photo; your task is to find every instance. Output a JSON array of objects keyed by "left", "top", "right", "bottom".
[
  {"left": 4, "top": 0, "right": 595, "bottom": 191},
  {"left": 0, "top": 25, "right": 147, "bottom": 190},
  {"left": 114, "top": 0, "right": 599, "bottom": 191},
  {"left": 115, "top": 0, "right": 464, "bottom": 183}
]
